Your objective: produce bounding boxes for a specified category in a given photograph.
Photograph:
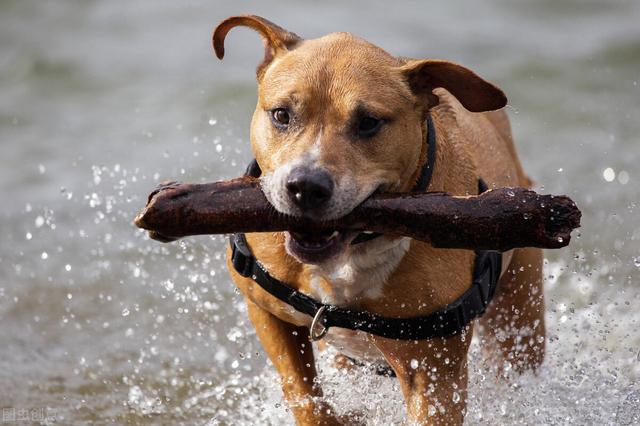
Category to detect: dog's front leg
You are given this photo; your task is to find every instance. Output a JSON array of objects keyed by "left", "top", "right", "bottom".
[
  {"left": 372, "top": 333, "right": 471, "bottom": 425},
  {"left": 245, "top": 298, "right": 345, "bottom": 426}
]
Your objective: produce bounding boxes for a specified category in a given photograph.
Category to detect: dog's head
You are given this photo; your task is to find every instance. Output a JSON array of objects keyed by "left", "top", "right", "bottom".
[{"left": 213, "top": 15, "right": 506, "bottom": 264}]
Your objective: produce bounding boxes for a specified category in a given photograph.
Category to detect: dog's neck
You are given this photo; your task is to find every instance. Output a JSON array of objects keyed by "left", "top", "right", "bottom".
[{"left": 428, "top": 91, "right": 479, "bottom": 195}]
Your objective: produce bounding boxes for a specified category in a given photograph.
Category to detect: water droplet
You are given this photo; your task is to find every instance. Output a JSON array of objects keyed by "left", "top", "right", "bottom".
[
  {"left": 41, "top": 251, "right": 48, "bottom": 260},
  {"left": 122, "top": 308, "right": 130, "bottom": 317},
  {"left": 25, "top": 232, "right": 32, "bottom": 240},
  {"left": 410, "top": 359, "right": 419, "bottom": 369},
  {"left": 603, "top": 167, "right": 615, "bottom": 182},
  {"left": 523, "top": 213, "right": 532, "bottom": 220},
  {"left": 506, "top": 189, "right": 515, "bottom": 197},
  {"left": 452, "top": 391, "right": 461, "bottom": 403},
  {"left": 208, "top": 118, "right": 217, "bottom": 126},
  {"left": 35, "top": 216, "right": 45, "bottom": 228},
  {"left": 633, "top": 257, "right": 640, "bottom": 268},
  {"left": 38, "top": 164, "right": 46, "bottom": 174},
  {"left": 557, "top": 168, "right": 563, "bottom": 173},
  {"left": 618, "top": 170, "right": 630, "bottom": 185},
  {"left": 215, "top": 144, "right": 222, "bottom": 153},
  {"left": 557, "top": 236, "right": 564, "bottom": 243},
  {"left": 65, "top": 264, "right": 71, "bottom": 271},
  {"left": 427, "top": 405, "right": 437, "bottom": 416}
]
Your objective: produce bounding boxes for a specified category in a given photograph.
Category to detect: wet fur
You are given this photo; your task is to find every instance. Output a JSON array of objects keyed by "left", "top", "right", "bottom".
[{"left": 216, "top": 15, "right": 545, "bottom": 425}]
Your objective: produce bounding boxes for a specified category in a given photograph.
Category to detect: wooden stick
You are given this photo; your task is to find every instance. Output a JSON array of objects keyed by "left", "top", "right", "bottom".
[{"left": 134, "top": 177, "right": 581, "bottom": 251}]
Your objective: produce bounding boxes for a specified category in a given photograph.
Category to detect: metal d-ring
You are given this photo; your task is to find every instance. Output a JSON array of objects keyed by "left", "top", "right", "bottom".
[{"left": 309, "top": 305, "right": 329, "bottom": 341}]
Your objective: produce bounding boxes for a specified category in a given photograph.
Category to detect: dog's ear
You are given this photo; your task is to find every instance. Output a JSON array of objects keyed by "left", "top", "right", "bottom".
[
  {"left": 213, "top": 15, "right": 301, "bottom": 79},
  {"left": 399, "top": 59, "right": 507, "bottom": 112}
]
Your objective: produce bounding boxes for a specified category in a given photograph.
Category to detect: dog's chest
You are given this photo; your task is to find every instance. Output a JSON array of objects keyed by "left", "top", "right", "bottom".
[{"left": 305, "top": 237, "right": 411, "bottom": 361}]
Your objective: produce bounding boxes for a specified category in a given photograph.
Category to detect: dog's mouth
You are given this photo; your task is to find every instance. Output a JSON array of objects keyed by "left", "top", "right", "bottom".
[
  {"left": 285, "top": 229, "right": 356, "bottom": 264},
  {"left": 283, "top": 185, "right": 386, "bottom": 264}
]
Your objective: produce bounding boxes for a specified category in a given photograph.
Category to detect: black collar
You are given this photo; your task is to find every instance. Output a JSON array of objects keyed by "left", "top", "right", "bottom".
[
  {"left": 231, "top": 116, "right": 502, "bottom": 341},
  {"left": 412, "top": 113, "right": 437, "bottom": 193}
]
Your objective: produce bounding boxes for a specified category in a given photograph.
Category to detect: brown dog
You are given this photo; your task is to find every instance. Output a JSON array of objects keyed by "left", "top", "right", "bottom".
[{"left": 213, "top": 15, "right": 545, "bottom": 425}]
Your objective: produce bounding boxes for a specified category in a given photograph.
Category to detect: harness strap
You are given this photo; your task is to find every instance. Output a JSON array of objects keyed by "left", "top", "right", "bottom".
[
  {"left": 231, "top": 233, "right": 501, "bottom": 341},
  {"left": 231, "top": 176, "right": 501, "bottom": 341}
]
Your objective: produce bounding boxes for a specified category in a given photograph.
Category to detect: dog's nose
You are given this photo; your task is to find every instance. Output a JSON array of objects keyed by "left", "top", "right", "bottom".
[{"left": 286, "top": 167, "right": 334, "bottom": 211}]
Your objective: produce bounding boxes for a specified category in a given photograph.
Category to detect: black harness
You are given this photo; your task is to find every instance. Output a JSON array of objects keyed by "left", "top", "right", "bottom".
[{"left": 231, "top": 115, "right": 502, "bottom": 341}]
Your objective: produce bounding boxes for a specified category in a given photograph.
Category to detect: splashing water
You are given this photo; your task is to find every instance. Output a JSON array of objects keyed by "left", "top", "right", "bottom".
[{"left": 1, "top": 1, "right": 639, "bottom": 424}]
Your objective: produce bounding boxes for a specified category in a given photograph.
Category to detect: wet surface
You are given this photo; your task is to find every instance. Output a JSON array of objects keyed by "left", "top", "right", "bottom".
[{"left": 1, "top": 1, "right": 639, "bottom": 424}]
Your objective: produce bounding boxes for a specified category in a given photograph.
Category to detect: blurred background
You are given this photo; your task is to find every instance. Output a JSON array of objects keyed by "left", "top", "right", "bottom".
[{"left": 1, "top": 1, "right": 639, "bottom": 424}]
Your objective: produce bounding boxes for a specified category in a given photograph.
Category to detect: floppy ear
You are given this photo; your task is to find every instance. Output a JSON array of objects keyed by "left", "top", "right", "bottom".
[
  {"left": 399, "top": 59, "right": 507, "bottom": 112},
  {"left": 212, "top": 15, "right": 301, "bottom": 79}
]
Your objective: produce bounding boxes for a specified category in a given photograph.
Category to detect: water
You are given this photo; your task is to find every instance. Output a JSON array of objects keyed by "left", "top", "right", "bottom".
[{"left": 1, "top": 1, "right": 639, "bottom": 424}]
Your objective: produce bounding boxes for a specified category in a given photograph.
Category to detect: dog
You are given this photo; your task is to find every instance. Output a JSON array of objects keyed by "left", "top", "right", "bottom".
[{"left": 213, "top": 15, "right": 545, "bottom": 425}]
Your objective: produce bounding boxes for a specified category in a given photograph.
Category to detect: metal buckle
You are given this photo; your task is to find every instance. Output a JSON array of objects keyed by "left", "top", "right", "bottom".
[{"left": 309, "top": 306, "right": 329, "bottom": 341}]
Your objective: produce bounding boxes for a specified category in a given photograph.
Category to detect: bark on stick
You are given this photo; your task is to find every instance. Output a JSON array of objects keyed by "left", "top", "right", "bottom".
[{"left": 134, "top": 177, "right": 581, "bottom": 251}]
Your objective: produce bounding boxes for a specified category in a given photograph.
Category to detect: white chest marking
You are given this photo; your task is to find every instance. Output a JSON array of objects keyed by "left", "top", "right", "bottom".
[
  {"left": 308, "top": 237, "right": 412, "bottom": 362},
  {"left": 310, "top": 237, "right": 411, "bottom": 306}
]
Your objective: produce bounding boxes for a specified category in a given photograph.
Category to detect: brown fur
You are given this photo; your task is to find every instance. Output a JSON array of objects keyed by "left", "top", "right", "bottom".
[{"left": 216, "top": 15, "right": 545, "bottom": 425}]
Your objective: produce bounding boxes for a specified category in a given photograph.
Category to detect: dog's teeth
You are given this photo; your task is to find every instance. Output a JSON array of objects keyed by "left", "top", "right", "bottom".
[{"left": 330, "top": 231, "right": 340, "bottom": 239}]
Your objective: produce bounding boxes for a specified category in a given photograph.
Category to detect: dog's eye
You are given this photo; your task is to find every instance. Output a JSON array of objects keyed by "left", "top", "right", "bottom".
[
  {"left": 358, "top": 116, "right": 383, "bottom": 137},
  {"left": 271, "top": 108, "right": 290, "bottom": 127}
]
